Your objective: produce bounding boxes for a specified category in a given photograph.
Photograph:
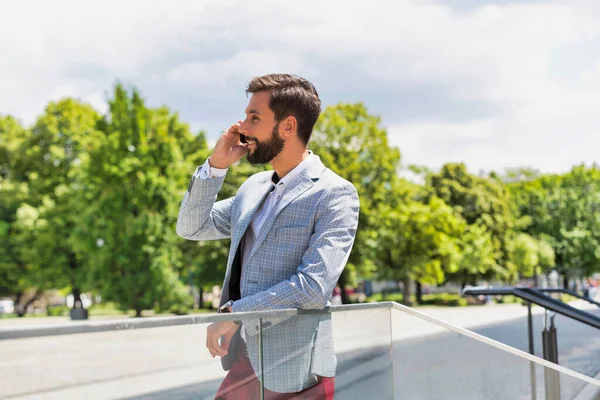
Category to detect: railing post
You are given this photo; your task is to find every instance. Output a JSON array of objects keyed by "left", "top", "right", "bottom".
[
  {"left": 542, "top": 311, "right": 561, "bottom": 400},
  {"left": 527, "top": 301, "right": 537, "bottom": 400},
  {"left": 389, "top": 306, "right": 397, "bottom": 400},
  {"left": 548, "top": 314, "right": 559, "bottom": 365},
  {"left": 527, "top": 301, "right": 535, "bottom": 355}
]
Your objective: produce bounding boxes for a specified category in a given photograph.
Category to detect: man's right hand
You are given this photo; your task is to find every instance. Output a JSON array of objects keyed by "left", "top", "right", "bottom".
[{"left": 209, "top": 121, "right": 247, "bottom": 169}]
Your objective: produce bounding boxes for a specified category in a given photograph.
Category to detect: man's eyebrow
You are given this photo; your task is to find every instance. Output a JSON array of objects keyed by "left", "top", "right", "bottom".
[{"left": 246, "top": 109, "right": 261, "bottom": 116}]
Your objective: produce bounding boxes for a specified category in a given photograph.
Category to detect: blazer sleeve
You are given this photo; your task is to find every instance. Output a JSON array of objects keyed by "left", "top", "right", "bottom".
[
  {"left": 176, "top": 173, "right": 234, "bottom": 241},
  {"left": 232, "top": 180, "right": 360, "bottom": 335}
]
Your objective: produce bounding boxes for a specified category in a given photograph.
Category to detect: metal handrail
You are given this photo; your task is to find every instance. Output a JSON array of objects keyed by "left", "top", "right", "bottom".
[
  {"left": 537, "top": 287, "right": 600, "bottom": 308},
  {"left": 5, "top": 289, "right": 599, "bottom": 340},
  {"left": 0, "top": 302, "right": 392, "bottom": 340},
  {"left": 461, "top": 286, "right": 600, "bottom": 330}
]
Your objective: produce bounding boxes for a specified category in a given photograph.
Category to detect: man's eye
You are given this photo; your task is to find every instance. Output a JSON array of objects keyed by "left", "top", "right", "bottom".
[{"left": 252, "top": 116, "right": 259, "bottom": 122}]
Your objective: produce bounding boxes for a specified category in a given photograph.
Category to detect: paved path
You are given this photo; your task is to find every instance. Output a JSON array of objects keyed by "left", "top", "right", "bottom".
[
  {"left": 1, "top": 302, "right": 599, "bottom": 400},
  {"left": 392, "top": 302, "right": 600, "bottom": 400}
]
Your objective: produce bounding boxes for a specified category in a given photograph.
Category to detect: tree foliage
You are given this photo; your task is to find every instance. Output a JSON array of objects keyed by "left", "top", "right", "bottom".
[
  {"left": 2, "top": 82, "right": 600, "bottom": 315},
  {"left": 509, "top": 165, "right": 600, "bottom": 283},
  {"left": 427, "top": 163, "right": 515, "bottom": 282}
]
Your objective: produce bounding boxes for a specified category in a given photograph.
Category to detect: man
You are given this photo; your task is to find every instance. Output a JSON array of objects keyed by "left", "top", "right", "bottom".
[{"left": 176, "top": 74, "right": 359, "bottom": 399}]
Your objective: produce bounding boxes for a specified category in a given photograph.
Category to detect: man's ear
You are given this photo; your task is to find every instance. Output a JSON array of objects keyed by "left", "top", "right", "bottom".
[{"left": 280, "top": 116, "right": 297, "bottom": 139}]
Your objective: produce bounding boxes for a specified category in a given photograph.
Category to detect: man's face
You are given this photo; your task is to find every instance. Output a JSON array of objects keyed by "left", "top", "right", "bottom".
[{"left": 239, "top": 92, "right": 285, "bottom": 165}]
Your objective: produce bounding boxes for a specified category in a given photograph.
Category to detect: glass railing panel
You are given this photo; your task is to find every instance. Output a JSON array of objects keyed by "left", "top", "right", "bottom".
[
  {"left": 544, "top": 295, "right": 600, "bottom": 383},
  {"left": 391, "top": 304, "right": 600, "bottom": 400},
  {"left": 471, "top": 304, "right": 600, "bottom": 384},
  {"left": 0, "top": 321, "right": 227, "bottom": 400},
  {"left": 3, "top": 303, "right": 597, "bottom": 400},
  {"left": 550, "top": 312, "right": 600, "bottom": 381},
  {"left": 255, "top": 305, "right": 393, "bottom": 399}
]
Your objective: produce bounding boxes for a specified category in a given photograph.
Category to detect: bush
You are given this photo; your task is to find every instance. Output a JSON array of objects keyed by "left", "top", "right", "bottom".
[
  {"left": 189, "top": 308, "right": 213, "bottom": 314},
  {"left": 419, "top": 293, "right": 468, "bottom": 307},
  {"left": 88, "top": 302, "right": 126, "bottom": 316},
  {"left": 167, "top": 302, "right": 192, "bottom": 316},
  {"left": 368, "top": 293, "right": 404, "bottom": 303},
  {"left": 367, "top": 292, "right": 469, "bottom": 307},
  {"left": 494, "top": 296, "right": 527, "bottom": 306},
  {"left": 558, "top": 294, "right": 579, "bottom": 304},
  {"left": 46, "top": 305, "right": 69, "bottom": 317}
]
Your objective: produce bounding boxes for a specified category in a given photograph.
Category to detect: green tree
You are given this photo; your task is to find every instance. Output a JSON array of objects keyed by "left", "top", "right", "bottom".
[
  {"left": 536, "top": 235, "right": 556, "bottom": 278},
  {"left": 509, "top": 166, "right": 600, "bottom": 286},
  {"left": 557, "top": 227, "right": 599, "bottom": 282},
  {"left": 24, "top": 100, "right": 103, "bottom": 312},
  {"left": 0, "top": 116, "right": 31, "bottom": 301},
  {"left": 428, "top": 163, "right": 515, "bottom": 282},
  {"left": 373, "top": 177, "right": 465, "bottom": 305},
  {"left": 449, "top": 223, "right": 499, "bottom": 288},
  {"left": 0, "top": 178, "right": 31, "bottom": 303},
  {"left": 509, "top": 233, "right": 540, "bottom": 279},
  {"left": 71, "top": 85, "right": 194, "bottom": 316},
  {"left": 1, "top": 105, "right": 102, "bottom": 314},
  {"left": 0, "top": 116, "right": 30, "bottom": 180},
  {"left": 506, "top": 233, "right": 556, "bottom": 286}
]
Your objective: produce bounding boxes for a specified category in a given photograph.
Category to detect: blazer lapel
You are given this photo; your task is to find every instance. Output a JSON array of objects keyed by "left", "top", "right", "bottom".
[{"left": 248, "top": 156, "right": 326, "bottom": 261}]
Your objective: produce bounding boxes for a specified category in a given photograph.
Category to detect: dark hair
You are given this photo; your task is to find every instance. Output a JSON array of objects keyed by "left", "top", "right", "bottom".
[{"left": 246, "top": 74, "right": 321, "bottom": 146}]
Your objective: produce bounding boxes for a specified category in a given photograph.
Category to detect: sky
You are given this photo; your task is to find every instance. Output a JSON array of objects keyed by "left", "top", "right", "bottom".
[{"left": 1, "top": 0, "right": 600, "bottom": 174}]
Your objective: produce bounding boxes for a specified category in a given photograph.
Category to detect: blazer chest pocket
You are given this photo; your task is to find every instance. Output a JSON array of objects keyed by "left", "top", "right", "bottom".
[{"left": 276, "top": 226, "right": 312, "bottom": 250}]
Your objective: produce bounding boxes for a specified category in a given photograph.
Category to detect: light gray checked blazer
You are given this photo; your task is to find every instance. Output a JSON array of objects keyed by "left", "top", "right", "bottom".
[{"left": 176, "top": 154, "right": 359, "bottom": 393}]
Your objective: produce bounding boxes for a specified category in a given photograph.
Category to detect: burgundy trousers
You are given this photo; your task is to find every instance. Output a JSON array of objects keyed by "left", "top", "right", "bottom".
[{"left": 215, "top": 339, "right": 335, "bottom": 400}]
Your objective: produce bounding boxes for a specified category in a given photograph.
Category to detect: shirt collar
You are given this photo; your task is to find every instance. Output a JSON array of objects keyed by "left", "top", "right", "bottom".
[{"left": 271, "top": 151, "right": 315, "bottom": 188}]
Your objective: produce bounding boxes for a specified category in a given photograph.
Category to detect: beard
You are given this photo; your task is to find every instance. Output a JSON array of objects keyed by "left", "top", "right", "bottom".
[{"left": 246, "top": 123, "right": 285, "bottom": 164}]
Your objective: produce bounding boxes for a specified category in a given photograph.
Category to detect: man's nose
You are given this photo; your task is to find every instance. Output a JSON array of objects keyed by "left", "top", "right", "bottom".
[{"left": 238, "top": 120, "right": 249, "bottom": 135}]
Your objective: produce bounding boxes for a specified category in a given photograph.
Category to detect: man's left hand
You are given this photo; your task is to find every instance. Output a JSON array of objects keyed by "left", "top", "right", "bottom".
[{"left": 206, "top": 320, "right": 239, "bottom": 358}]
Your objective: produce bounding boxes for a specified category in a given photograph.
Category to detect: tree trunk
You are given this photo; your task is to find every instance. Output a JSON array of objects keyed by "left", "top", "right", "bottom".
[
  {"left": 563, "top": 276, "right": 569, "bottom": 290},
  {"left": 68, "top": 252, "right": 81, "bottom": 307},
  {"left": 17, "top": 290, "right": 42, "bottom": 317},
  {"left": 198, "top": 286, "right": 204, "bottom": 309},
  {"left": 338, "top": 270, "right": 351, "bottom": 304},
  {"left": 416, "top": 281, "right": 423, "bottom": 304},
  {"left": 135, "top": 308, "right": 143, "bottom": 318},
  {"left": 14, "top": 291, "right": 24, "bottom": 317},
  {"left": 402, "top": 277, "right": 413, "bottom": 306},
  {"left": 72, "top": 287, "right": 83, "bottom": 308}
]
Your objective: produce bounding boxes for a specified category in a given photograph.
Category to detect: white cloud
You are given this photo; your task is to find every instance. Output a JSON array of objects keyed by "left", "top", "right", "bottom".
[
  {"left": 1, "top": 0, "right": 600, "bottom": 173},
  {"left": 166, "top": 50, "right": 316, "bottom": 85}
]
